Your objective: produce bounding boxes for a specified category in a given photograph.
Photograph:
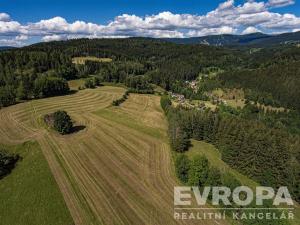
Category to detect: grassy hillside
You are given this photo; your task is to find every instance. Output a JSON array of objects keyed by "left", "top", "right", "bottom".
[
  {"left": 186, "top": 140, "right": 258, "bottom": 189},
  {"left": 0, "top": 86, "right": 226, "bottom": 225},
  {"left": 186, "top": 140, "right": 300, "bottom": 225},
  {"left": 0, "top": 141, "right": 73, "bottom": 225}
]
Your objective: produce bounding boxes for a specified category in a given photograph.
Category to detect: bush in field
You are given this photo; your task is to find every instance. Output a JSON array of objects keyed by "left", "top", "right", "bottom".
[
  {"left": 188, "top": 155, "right": 209, "bottom": 186},
  {"left": 53, "top": 111, "right": 73, "bottom": 134},
  {"left": 0, "top": 149, "right": 19, "bottom": 179},
  {"left": 112, "top": 91, "right": 129, "bottom": 106},
  {"left": 48, "top": 111, "right": 73, "bottom": 135},
  {"left": 84, "top": 77, "right": 100, "bottom": 89},
  {"left": 84, "top": 78, "right": 96, "bottom": 88}
]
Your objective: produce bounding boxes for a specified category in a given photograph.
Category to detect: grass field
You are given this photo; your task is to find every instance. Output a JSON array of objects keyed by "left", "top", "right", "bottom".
[
  {"left": 72, "top": 56, "right": 112, "bottom": 65},
  {"left": 191, "top": 100, "right": 217, "bottom": 111},
  {"left": 186, "top": 140, "right": 259, "bottom": 189},
  {"left": 0, "top": 86, "right": 226, "bottom": 225},
  {"left": 0, "top": 141, "right": 73, "bottom": 225},
  {"left": 68, "top": 79, "right": 127, "bottom": 91},
  {"left": 68, "top": 78, "right": 86, "bottom": 90}
]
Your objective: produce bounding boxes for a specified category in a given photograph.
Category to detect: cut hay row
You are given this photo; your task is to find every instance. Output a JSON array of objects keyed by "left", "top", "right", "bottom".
[{"left": 0, "top": 86, "right": 227, "bottom": 225}]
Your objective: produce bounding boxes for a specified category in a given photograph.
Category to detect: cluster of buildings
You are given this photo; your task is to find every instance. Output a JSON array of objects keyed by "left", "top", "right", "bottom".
[
  {"left": 185, "top": 80, "right": 198, "bottom": 90},
  {"left": 170, "top": 92, "right": 185, "bottom": 102}
]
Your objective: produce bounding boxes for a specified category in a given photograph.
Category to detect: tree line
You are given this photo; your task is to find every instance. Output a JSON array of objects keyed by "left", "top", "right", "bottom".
[{"left": 161, "top": 96, "right": 300, "bottom": 203}]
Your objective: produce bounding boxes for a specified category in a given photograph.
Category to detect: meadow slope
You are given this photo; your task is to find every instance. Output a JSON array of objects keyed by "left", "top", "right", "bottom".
[{"left": 0, "top": 86, "right": 227, "bottom": 225}]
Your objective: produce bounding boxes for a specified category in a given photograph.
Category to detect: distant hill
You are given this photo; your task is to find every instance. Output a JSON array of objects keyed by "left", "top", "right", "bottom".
[
  {"left": 0, "top": 46, "right": 16, "bottom": 51},
  {"left": 162, "top": 32, "right": 300, "bottom": 47}
]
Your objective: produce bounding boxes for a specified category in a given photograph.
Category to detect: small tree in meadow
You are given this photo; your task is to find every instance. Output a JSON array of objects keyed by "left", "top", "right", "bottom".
[{"left": 53, "top": 111, "right": 73, "bottom": 134}]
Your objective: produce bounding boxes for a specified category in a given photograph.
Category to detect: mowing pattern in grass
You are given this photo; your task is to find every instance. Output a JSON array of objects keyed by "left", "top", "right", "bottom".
[
  {"left": 0, "top": 86, "right": 225, "bottom": 225},
  {"left": 0, "top": 141, "right": 73, "bottom": 225}
]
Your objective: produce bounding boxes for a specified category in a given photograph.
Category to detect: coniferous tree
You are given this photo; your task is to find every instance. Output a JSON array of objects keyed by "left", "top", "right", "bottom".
[{"left": 175, "top": 154, "right": 190, "bottom": 183}]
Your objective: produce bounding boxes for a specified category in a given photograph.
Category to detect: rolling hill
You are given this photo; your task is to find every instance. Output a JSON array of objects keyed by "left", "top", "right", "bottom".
[
  {"left": 0, "top": 46, "right": 16, "bottom": 51},
  {"left": 162, "top": 31, "right": 300, "bottom": 47},
  {"left": 0, "top": 86, "right": 226, "bottom": 225}
]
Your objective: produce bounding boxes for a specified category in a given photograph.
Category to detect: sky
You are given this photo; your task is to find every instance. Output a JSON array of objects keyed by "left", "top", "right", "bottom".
[{"left": 0, "top": 0, "right": 300, "bottom": 46}]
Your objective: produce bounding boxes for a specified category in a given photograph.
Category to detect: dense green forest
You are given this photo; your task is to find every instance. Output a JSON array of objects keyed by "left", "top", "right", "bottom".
[
  {"left": 161, "top": 96, "right": 300, "bottom": 204},
  {"left": 1, "top": 38, "right": 299, "bottom": 108},
  {"left": 219, "top": 61, "right": 300, "bottom": 111},
  {"left": 0, "top": 38, "right": 244, "bottom": 107}
]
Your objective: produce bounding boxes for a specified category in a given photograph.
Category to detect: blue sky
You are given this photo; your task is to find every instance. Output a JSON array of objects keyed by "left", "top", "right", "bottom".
[
  {"left": 2, "top": 0, "right": 246, "bottom": 23},
  {"left": 2, "top": 0, "right": 299, "bottom": 23},
  {"left": 0, "top": 0, "right": 300, "bottom": 46}
]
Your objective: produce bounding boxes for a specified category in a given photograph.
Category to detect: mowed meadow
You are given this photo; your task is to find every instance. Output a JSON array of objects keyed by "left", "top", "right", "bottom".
[{"left": 0, "top": 86, "right": 226, "bottom": 225}]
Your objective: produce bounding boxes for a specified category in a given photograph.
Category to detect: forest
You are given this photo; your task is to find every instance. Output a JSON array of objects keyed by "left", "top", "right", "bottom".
[
  {"left": 161, "top": 95, "right": 300, "bottom": 204},
  {"left": 1, "top": 38, "right": 299, "bottom": 108},
  {"left": 0, "top": 38, "right": 244, "bottom": 107}
]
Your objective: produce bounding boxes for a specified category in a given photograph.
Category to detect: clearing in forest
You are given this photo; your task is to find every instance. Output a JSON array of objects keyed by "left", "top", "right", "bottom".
[{"left": 72, "top": 56, "right": 112, "bottom": 65}]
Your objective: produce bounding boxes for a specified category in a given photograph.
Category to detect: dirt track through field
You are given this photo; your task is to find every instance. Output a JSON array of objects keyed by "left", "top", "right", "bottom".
[{"left": 0, "top": 87, "right": 227, "bottom": 225}]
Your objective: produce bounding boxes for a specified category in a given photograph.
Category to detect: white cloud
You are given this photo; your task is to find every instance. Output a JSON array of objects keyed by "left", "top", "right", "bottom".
[
  {"left": 0, "top": 21, "right": 24, "bottom": 34},
  {"left": 237, "top": 2, "right": 266, "bottom": 14},
  {"left": 267, "top": 0, "right": 295, "bottom": 8},
  {"left": 0, "top": 0, "right": 300, "bottom": 44},
  {"left": 0, "top": 35, "right": 27, "bottom": 46},
  {"left": 0, "top": 13, "right": 27, "bottom": 35},
  {"left": 261, "top": 13, "right": 300, "bottom": 29},
  {"left": 242, "top": 26, "right": 262, "bottom": 34},
  {"left": 187, "top": 26, "right": 237, "bottom": 37},
  {"left": 218, "top": 0, "right": 235, "bottom": 11},
  {"left": 0, "top": 13, "right": 10, "bottom": 22},
  {"left": 0, "top": 38, "right": 21, "bottom": 46},
  {"left": 15, "top": 35, "right": 28, "bottom": 41},
  {"left": 32, "top": 17, "right": 69, "bottom": 32},
  {"left": 42, "top": 34, "right": 66, "bottom": 42}
]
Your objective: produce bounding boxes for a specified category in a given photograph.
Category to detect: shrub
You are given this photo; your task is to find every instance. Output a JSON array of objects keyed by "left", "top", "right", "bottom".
[
  {"left": 53, "top": 111, "right": 73, "bottom": 134},
  {"left": 84, "top": 77, "right": 101, "bottom": 89},
  {"left": 188, "top": 155, "right": 209, "bottom": 186},
  {"left": 45, "top": 111, "right": 74, "bottom": 135},
  {"left": 84, "top": 78, "right": 96, "bottom": 88},
  {"left": 112, "top": 91, "right": 130, "bottom": 106},
  {"left": 0, "top": 149, "right": 19, "bottom": 179},
  {"left": 160, "top": 95, "right": 172, "bottom": 112}
]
